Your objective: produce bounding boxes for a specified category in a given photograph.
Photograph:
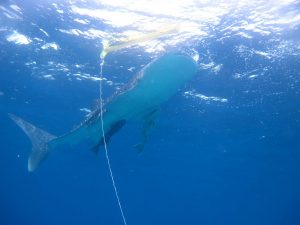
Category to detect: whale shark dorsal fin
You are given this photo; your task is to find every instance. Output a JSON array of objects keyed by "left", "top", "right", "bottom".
[{"left": 9, "top": 114, "right": 57, "bottom": 171}]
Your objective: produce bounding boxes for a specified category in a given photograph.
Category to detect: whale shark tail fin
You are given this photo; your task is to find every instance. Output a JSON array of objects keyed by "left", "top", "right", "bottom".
[{"left": 9, "top": 114, "right": 57, "bottom": 172}]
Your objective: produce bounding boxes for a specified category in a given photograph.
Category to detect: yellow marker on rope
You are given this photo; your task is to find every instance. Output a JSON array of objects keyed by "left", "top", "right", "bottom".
[{"left": 100, "top": 25, "right": 180, "bottom": 59}]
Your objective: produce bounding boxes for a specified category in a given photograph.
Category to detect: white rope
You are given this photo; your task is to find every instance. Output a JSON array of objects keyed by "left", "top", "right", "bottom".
[{"left": 99, "top": 59, "right": 128, "bottom": 225}]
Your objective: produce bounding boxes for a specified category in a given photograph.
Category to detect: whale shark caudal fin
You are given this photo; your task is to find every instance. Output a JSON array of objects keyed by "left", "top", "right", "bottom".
[{"left": 9, "top": 114, "right": 57, "bottom": 172}]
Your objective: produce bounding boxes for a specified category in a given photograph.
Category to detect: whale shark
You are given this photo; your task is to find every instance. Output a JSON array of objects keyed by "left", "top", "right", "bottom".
[{"left": 9, "top": 53, "right": 197, "bottom": 172}]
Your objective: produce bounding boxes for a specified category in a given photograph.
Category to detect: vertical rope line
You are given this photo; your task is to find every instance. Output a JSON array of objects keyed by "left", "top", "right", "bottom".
[{"left": 99, "top": 59, "right": 128, "bottom": 225}]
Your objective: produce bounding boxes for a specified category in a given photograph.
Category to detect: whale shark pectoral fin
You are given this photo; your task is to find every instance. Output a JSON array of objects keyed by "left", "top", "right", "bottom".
[
  {"left": 90, "top": 141, "right": 102, "bottom": 155},
  {"left": 90, "top": 119, "right": 126, "bottom": 154},
  {"left": 134, "top": 143, "right": 145, "bottom": 154},
  {"left": 134, "top": 109, "right": 159, "bottom": 153}
]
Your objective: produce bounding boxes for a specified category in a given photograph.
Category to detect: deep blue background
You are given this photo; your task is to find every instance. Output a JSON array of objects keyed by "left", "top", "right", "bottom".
[{"left": 1, "top": 1, "right": 300, "bottom": 225}]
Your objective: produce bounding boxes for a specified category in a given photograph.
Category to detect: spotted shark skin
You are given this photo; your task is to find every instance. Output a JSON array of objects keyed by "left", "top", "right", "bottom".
[{"left": 10, "top": 53, "right": 197, "bottom": 171}]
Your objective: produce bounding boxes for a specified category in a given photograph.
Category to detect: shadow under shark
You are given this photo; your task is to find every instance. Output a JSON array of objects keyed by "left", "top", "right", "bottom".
[{"left": 10, "top": 53, "right": 198, "bottom": 172}]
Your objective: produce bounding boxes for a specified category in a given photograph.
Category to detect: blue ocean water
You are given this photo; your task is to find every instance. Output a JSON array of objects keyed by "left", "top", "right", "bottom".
[{"left": 1, "top": 1, "right": 300, "bottom": 225}]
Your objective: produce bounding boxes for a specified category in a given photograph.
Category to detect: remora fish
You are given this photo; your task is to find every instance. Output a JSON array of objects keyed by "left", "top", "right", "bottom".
[{"left": 9, "top": 53, "right": 197, "bottom": 171}]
